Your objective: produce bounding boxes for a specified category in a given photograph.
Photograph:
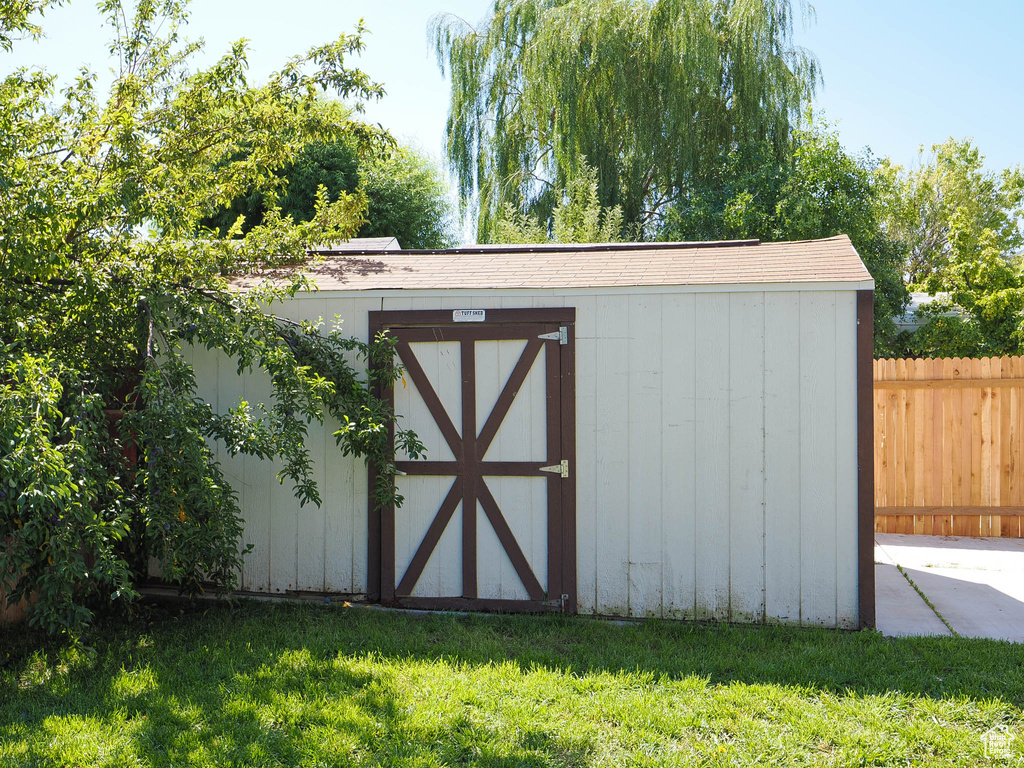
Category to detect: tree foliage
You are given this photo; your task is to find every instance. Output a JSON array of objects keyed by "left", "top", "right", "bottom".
[
  {"left": 0, "top": 1, "right": 422, "bottom": 634},
  {"left": 492, "top": 163, "right": 623, "bottom": 244},
  {"left": 432, "top": 0, "right": 818, "bottom": 241},
  {"left": 875, "top": 140, "right": 1024, "bottom": 357},
  {"left": 774, "top": 126, "right": 907, "bottom": 353},
  {"left": 201, "top": 104, "right": 457, "bottom": 249},
  {"left": 877, "top": 138, "right": 1024, "bottom": 286},
  {"left": 358, "top": 146, "right": 458, "bottom": 249},
  {"left": 199, "top": 107, "right": 363, "bottom": 239}
]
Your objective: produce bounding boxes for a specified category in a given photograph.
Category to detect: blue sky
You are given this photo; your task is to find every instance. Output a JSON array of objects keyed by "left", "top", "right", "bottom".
[{"left": 4, "top": 0, "right": 1022, "bottom": 176}]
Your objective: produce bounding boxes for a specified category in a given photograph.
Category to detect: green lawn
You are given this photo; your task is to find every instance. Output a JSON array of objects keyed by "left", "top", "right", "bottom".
[{"left": 2, "top": 601, "right": 1023, "bottom": 767}]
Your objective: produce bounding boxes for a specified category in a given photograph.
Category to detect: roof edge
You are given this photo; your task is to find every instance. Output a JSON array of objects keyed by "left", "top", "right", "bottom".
[
  {"left": 306, "top": 234, "right": 858, "bottom": 259},
  {"left": 309, "top": 237, "right": 761, "bottom": 257},
  {"left": 285, "top": 278, "right": 878, "bottom": 298}
]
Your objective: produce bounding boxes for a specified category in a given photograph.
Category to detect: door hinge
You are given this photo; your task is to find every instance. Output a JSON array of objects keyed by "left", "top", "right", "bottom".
[
  {"left": 542, "top": 593, "right": 570, "bottom": 609},
  {"left": 539, "top": 459, "right": 569, "bottom": 478},
  {"left": 538, "top": 326, "right": 568, "bottom": 345}
]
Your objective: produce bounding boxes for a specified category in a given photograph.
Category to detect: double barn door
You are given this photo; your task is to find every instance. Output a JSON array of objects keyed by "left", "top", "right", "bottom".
[{"left": 369, "top": 309, "right": 576, "bottom": 613}]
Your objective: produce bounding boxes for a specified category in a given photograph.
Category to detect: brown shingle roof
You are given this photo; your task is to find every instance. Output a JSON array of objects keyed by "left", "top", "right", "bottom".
[{"left": 231, "top": 235, "right": 872, "bottom": 291}]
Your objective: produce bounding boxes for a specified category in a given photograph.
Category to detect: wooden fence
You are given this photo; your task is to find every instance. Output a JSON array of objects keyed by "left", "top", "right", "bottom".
[{"left": 874, "top": 355, "right": 1024, "bottom": 537}]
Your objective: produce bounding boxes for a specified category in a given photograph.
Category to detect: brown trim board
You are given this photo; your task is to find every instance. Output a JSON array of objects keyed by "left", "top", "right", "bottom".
[
  {"left": 857, "top": 289, "right": 875, "bottom": 629},
  {"left": 393, "top": 597, "right": 563, "bottom": 613},
  {"left": 560, "top": 319, "right": 578, "bottom": 613},
  {"left": 370, "top": 308, "right": 575, "bottom": 327},
  {"left": 366, "top": 311, "right": 384, "bottom": 602},
  {"left": 460, "top": 339, "right": 478, "bottom": 599}
]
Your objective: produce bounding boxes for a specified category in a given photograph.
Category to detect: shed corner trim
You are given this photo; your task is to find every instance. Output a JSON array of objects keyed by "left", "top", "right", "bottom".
[{"left": 857, "top": 289, "right": 876, "bottom": 629}]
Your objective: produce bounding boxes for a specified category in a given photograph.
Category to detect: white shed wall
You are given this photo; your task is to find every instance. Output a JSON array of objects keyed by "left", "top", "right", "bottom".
[
  {"left": 190, "top": 287, "right": 860, "bottom": 627},
  {"left": 568, "top": 290, "right": 858, "bottom": 627},
  {"left": 187, "top": 297, "right": 380, "bottom": 596}
]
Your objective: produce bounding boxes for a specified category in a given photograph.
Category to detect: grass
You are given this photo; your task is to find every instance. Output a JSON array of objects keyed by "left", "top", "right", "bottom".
[{"left": 2, "top": 600, "right": 1023, "bottom": 767}]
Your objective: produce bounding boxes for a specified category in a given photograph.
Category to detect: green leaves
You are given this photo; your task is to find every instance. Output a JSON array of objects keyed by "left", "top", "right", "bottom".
[
  {"left": 879, "top": 139, "right": 1024, "bottom": 357},
  {"left": 433, "top": 0, "right": 818, "bottom": 240},
  {"left": 663, "top": 121, "right": 909, "bottom": 355},
  {"left": 358, "top": 145, "right": 457, "bottom": 249},
  {"left": 0, "top": 0, "right": 54, "bottom": 52},
  {"left": 0, "top": 354, "right": 135, "bottom": 635},
  {"left": 0, "top": 1, "right": 415, "bottom": 634},
  {"left": 879, "top": 139, "right": 1024, "bottom": 287},
  {"left": 492, "top": 162, "right": 624, "bottom": 244},
  {"left": 201, "top": 112, "right": 456, "bottom": 250}
]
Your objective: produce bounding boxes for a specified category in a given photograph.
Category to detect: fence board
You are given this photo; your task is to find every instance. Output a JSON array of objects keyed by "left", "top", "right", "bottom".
[
  {"left": 875, "top": 355, "right": 1024, "bottom": 538},
  {"left": 917, "top": 358, "right": 933, "bottom": 532},
  {"left": 1011, "top": 357, "right": 1020, "bottom": 507}
]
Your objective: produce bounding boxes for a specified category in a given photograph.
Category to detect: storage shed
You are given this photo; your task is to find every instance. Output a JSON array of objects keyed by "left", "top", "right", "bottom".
[{"left": 194, "top": 235, "right": 875, "bottom": 628}]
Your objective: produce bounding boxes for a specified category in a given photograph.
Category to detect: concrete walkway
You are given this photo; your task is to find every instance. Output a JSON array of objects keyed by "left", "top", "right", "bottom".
[{"left": 875, "top": 533, "right": 1024, "bottom": 642}]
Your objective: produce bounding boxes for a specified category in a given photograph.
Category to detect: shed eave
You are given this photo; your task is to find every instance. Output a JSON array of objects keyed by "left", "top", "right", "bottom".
[{"left": 289, "top": 278, "right": 876, "bottom": 298}]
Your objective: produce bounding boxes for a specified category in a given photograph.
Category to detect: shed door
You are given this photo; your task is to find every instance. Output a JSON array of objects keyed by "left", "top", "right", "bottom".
[{"left": 369, "top": 309, "right": 576, "bottom": 613}]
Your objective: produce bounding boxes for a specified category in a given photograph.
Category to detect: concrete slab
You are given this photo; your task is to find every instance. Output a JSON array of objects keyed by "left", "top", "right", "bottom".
[
  {"left": 900, "top": 566, "right": 1024, "bottom": 642},
  {"left": 875, "top": 534, "right": 1024, "bottom": 643},
  {"left": 874, "top": 562, "right": 950, "bottom": 637},
  {"left": 876, "top": 533, "right": 1024, "bottom": 574}
]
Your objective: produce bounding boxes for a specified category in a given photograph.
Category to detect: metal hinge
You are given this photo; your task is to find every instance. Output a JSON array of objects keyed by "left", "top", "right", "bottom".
[
  {"left": 539, "top": 459, "right": 569, "bottom": 478},
  {"left": 542, "top": 593, "right": 570, "bottom": 609},
  {"left": 538, "top": 326, "right": 568, "bottom": 345}
]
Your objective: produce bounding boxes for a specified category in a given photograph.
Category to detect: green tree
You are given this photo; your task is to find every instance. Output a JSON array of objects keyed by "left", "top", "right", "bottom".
[
  {"left": 201, "top": 130, "right": 362, "bottom": 238},
  {"left": 0, "top": 1, "right": 422, "bottom": 635},
  {"left": 662, "top": 139, "right": 785, "bottom": 242},
  {"left": 203, "top": 130, "right": 457, "bottom": 249},
  {"left": 875, "top": 139, "right": 1024, "bottom": 357},
  {"left": 358, "top": 146, "right": 458, "bottom": 249},
  {"left": 774, "top": 125, "right": 907, "bottom": 353},
  {"left": 877, "top": 138, "right": 1024, "bottom": 285},
  {"left": 432, "top": 0, "right": 818, "bottom": 241},
  {"left": 493, "top": 163, "right": 624, "bottom": 244},
  {"left": 905, "top": 210, "right": 1024, "bottom": 358}
]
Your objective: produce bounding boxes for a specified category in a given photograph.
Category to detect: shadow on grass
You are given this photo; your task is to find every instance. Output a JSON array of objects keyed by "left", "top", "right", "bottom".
[{"left": 1, "top": 599, "right": 1021, "bottom": 766}]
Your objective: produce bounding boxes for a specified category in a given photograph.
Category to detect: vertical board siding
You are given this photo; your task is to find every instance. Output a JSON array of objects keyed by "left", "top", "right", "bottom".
[
  {"left": 693, "top": 293, "right": 732, "bottom": 621},
  {"left": 240, "top": 366, "right": 272, "bottom": 592},
  {"left": 799, "top": 292, "right": 839, "bottom": 627},
  {"left": 342, "top": 300, "right": 378, "bottom": 594},
  {"left": 581, "top": 289, "right": 858, "bottom": 625},
  {"left": 294, "top": 298, "right": 327, "bottom": 592},
  {"left": 572, "top": 296, "right": 599, "bottom": 614},
  {"left": 191, "top": 289, "right": 861, "bottom": 625},
  {"left": 191, "top": 297, "right": 379, "bottom": 596},
  {"left": 763, "top": 293, "right": 802, "bottom": 623},
  {"left": 728, "top": 293, "right": 766, "bottom": 623},
  {"left": 835, "top": 292, "right": 860, "bottom": 629},
  {"left": 660, "top": 293, "right": 698, "bottom": 620},
  {"left": 593, "top": 294, "right": 632, "bottom": 615},
  {"left": 627, "top": 296, "right": 664, "bottom": 617},
  {"left": 874, "top": 354, "right": 1024, "bottom": 537}
]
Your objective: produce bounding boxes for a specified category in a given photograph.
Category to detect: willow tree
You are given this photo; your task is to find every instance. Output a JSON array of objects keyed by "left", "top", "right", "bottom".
[{"left": 432, "top": 0, "right": 819, "bottom": 241}]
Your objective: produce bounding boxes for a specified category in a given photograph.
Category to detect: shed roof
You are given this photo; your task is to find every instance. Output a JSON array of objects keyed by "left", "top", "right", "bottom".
[{"left": 232, "top": 235, "right": 872, "bottom": 292}]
